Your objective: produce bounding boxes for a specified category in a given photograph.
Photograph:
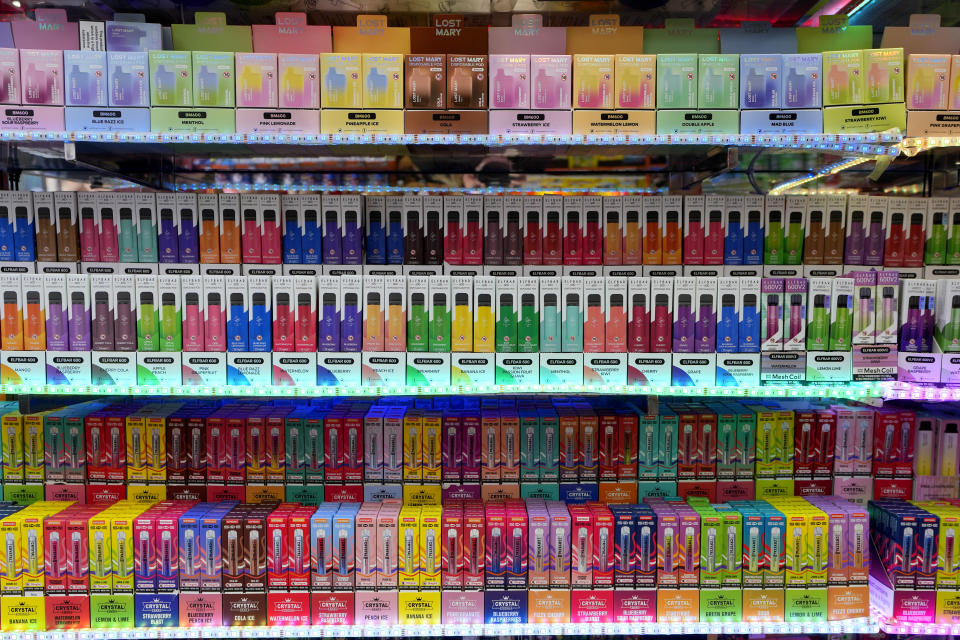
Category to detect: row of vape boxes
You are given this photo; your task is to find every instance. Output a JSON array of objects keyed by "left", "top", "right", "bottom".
[
  {"left": 0, "top": 495, "right": 867, "bottom": 597},
  {"left": 10, "top": 192, "right": 960, "bottom": 268},
  {"left": 0, "top": 47, "right": 902, "bottom": 111},
  {"left": 0, "top": 396, "right": 915, "bottom": 489},
  {"left": 4, "top": 272, "right": 943, "bottom": 355},
  {"left": 870, "top": 498, "right": 960, "bottom": 589}
]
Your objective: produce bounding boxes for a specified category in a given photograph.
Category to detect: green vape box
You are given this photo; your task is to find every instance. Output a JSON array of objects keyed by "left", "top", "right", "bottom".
[
  {"left": 91, "top": 595, "right": 135, "bottom": 629},
  {"left": 192, "top": 51, "right": 235, "bottom": 108},
  {"left": 700, "top": 589, "right": 742, "bottom": 622},
  {"left": 657, "top": 54, "right": 698, "bottom": 108},
  {"left": 784, "top": 588, "right": 827, "bottom": 622},
  {"left": 698, "top": 54, "right": 739, "bottom": 109},
  {"left": 284, "top": 484, "right": 325, "bottom": 505},
  {"left": 149, "top": 51, "right": 193, "bottom": 107},
  {"left": 150, "top": 108, "right": 236, "bottom": 134},
  {"left": 2, "top": 484, "right": 42, "bottom": 504}
]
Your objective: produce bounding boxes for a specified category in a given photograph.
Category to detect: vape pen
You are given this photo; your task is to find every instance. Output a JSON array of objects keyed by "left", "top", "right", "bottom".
[
  {"left": 206, "top": 292, "right": 224, "bottom": 352},
  {"left": 303, "top": 208, "right": 321, "bottom": 264},
  {"left": 35, "top": 205, "right": 56, "bottom": 261},
  {"left": 664, "top": 209, "right": 682, "bottom": 264},
  {"left": 584, "top": 209, "right": 602, "bottom": 264},
  {"left": 644, "top": 210, "right": 661, "bottom": 264},
  {"left": 463, "top": 209, "right": 481, "bottom": 264},
  {"left": 543, "top": 210, "right": 562, "bottom": 265},
  {"left": 788, "top": 294, "right": 804, "bottom": 344},
  {"left": 829, "top": 294, "right": 852, "bottom": 351},
  {"left": 92, "top": 291, "right": 114, "bottom": 351},
  {"left": 717, "top": 294, "right": 737, "bottom": 352},
  {"left": 178, "top": 207, "right": 199, "bottom": 263},
  {"left": 405, "top": 210, "right": 423, "bottom": 265},
  {"left": 343, "top": 207, "right": 363, "bottom": 265},
  {"left": 629, "top": 293, "right": 649, "bottom": 352},
  {"left": 219, "top": 206, "right": 241, "bottom": 263},
  {"left": 563, "top": 293, "right": 583, "bottom": 352},
  {"left": 687, "top": 209, "right": 704, "bottom": 263},
  {"left": 525, "top": 210, "right": 542, "bottom": 264},
  {"left": 564, "top": 210, "right": 581, "bottom": 264},
  {"left": 928, "top": 211, "right": 947, "bottom": 264},
  {"left": 723, "top": 210, "right": 740, "bottom": 264},
  {"left": 705, "top": 210, "right": 724, "bottom": 264},
  {"left": 864, "top": 210, "right": 885, "bottom": 265},
  {"left": 443, "top": 210, "right": 461, "bottom": 265},
  {"left": 745, "top": 209, "right": 763, "bottom": 263},
  {"left": 504, "top": 210, "right": 522, "bottom": 265},
  {"left": 79, "top": 207, "right": 100, "bottom": 261},
  {"left": 607, "top": 293, "right": 626, "bottom": 352},
  {"left": 785, "top": 211, "right": 803, "bottom": 264},
  {"left": 540, "top": 293, "right": 560, "bottom": 353},
  {"left": 341, "top": 292, "right": 361, "bottom": 352},
  {"left": 807, "top": 294, "right": 829, "bottom": 350},
  {"left": 518, "top": 293, "right": 539, "bottom": 353},
  {"left": 262, "top": 208, "right": 282, "bottom": 264},
  {"left": 624, "top": 209, "right": 641, "bottom": 264},
  {"left": 98, "top": 207, "right": 118, "bottom": 262},
  {"left": 805, "top": 209, "right": 824, "bottom": 264},
  {"left": 182, "top": 292, "right": 203, "bottom": 351},
  {"left": 652, "top": 294, "right": 671, "bottom": 353},
  {"left": 673, "top": 294, "right": 694, "bottom": 353},
  {"left": 604, "top": 210, "right": 622, "bottom": 265},
  {"left": 764, "top": 210, "right": 783, "bottom": 264},
  {"left": 364, "top": 292, "right": 384, "bottom": 352},
  {"left": 424, "top": 209, "right": 442, "bottom": 265},
  {"left": 199, "top": 208, "right": 220, "bottom": 262}
]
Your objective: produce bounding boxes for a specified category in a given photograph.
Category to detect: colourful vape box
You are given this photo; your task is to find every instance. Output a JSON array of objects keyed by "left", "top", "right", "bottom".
[
  {"left": 531, "top": 55, "right": 571, "bottom": 110},
  {"left": 405, "top": 55, "right": 445, "bottom": 110},
  {"left": 863, "top": 48, "right": 903, "bottom": 105},
  {"left": 741, "top": 54, "right": 780, "bottom": 109},
  {"left": 447, "top": 55, "right": 487, "bottom": 110},
  {"left": 490, "top": 55, "right": 529, "bottom": 110},
  {"left": 823, "top": 51, "right": 864, "bottom": 107},
  {"left": 20, "top": 49, "right": 64, "bottom": 106},
  {"left": 192, "top": 52, "right": 234, "bottom": 108},
  {"left": 907, "top": 54, "right": 949, "bottom": 110},
  {"left": 277, "top": 54, "right": 320, "bottom": 109},
  {"left": 698, "top": 54, "right": 738, "bottom": 109},
  {"left": 148, "top": 51, "right": 192, "bottom": 107},
  {"left": 782, "top": 54, "right": 822, "bottom": 109},
  {"left": 657, "top": 54, "right": 696, "bottom": 109},
  {"left": 321, "top": 54, "right": 362, "bottom": 109},
  {"left": 616, "top": 54, "right": 655, "bottom": 109},
  {"left": 235, "top": 52, "right": 277, "bottom": 108},
  {"left": 362, "top": 54, "right": 402, "bottom": 109},
  {"left": 65, "top": 50, "right": 107, "bottom": 107}
]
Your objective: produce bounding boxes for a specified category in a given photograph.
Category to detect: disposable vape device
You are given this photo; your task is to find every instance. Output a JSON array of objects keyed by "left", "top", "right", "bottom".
[
  {"left": 584, "top": 294, "right": 604, "bottom": 352},
  {"left": 274, "top": 292, "right": 293, "bottom": 352},
  {"left": 543, "top": 210, "right": 562, "bottom": 265},
  {"left": 220, "top": 206, "right": 243, "bottom": 264},
  {"left": 485, "top": 209, "right": 502, "bottom": 265},
  {"left": 652, "top": 294, "right": 671, "bottom": 353},
  {"left": 764, "top": 210, "right": 783, "bottom": 264},
  {"left": 504, "top": 210, "right": 522, "bottom": 265},
  {"left": 681, "top": 208, "right": 703, "bottom": 264},
  {"left": 319, "top": 293, "right": 340, "bottom": 352},
  {"left": 260, "top": 207, "right": 282, "bottom": 264},
  {"left": 368, "top": 209, "right": 387, "bottom": 265},
  {"left": 717, "top": 294, "right": 738, "bottom": 352},
  {"left": 805, "top": 209, "right": 824, "bottom": 264},
  {"left": 138, "top": 207, "right": 158, "bottom": 262},
  {"left": 459, "top": 206, "right": 480, "bottom": 265},
  {"left": 322, "top": 208, "right": 340, "bottom": 265},
  {"left": 92, "top": 291, "right": 114, "bottom": 351},
  {"left": 115, "top": 290, "right": 136, "bottom": 351},
  {"left": 158, "top": 207, "right": 178, "bottom": 263},
  {"left": 405, "top": 210, "right": 423, "bottom": 265},
  {"left": 584, "top": 209, "right": 602, "bottom": 265},
  {"left": 629, "top": 293, "right": 649, "bottom": 352},
  {"left": 443, "top": 208, "right": 462, "bottom": 266},
  {"left": 724, "top": 210, "right": 741, "bottom": 264},
  {"left": 564, "top": 209, "right": 581, "bottom": 265},
  {"left": 138, "top": 291, "right": 157, "bottom": 351},
  {"left": 198, "top": 205, "right": 222, "bottom": 264},
  {"left": 386, "top": 292, "right": 405, "bottom": 352},
  {"left": 1, "top": 290, "right": 21, "bottom": 351},
  {"left": 13, "top": 205, "right": 34, "bottom": 262},
  {"left": 116, "top": 207, "right": 137, "bottom": 262},
  {"left": 664, "top": 209, "right": 682, "bottom": 265},
  {"left": 765, "top": 294, "right": 781, "bottom": 348},
  {"left": 705, "top": 210, "right": 724, "bottom": 265},
  {"left": 525, "top": 210, "right": 542, "bottom": 264},
  {"left": 744, "top": 210, "right": 763, "bottom": 264},
  {"left": 562, "top": 293, "right": 582, "bottom": 352},
  {"left": 452, "top": 292, "right": 472, "bottom": 352},
  {"left": 387, "top": 210, "right": 404, "bottom": 265},
  {"left": 178, "top": 205, "right": 199, "bottom": 263},
  {"left": 624, "top": 208, "right": 641, "bottom": 265},
  {"left": 160, "top": 292, "right": 181, "bottom": 351},
  {"left": 186, "top": 292, "right": 206, "bottom": 351},
  {"left": 69, "top": 291, "right": 91, "bottom": 351},
  {"left": 243, "top": 207, "right": 263, "bottom": 263},
  {"left": 46, "top": 290, "right": 67, "bottom": 351},
  {"left": 80, "top": 207, "right": 100, "bottom": 261},
  {"left": 864, "top": 210, "right": 885, "bottom": 266},
  {"left": 884, "top": 212, "right": 904, "bottom": 267},
  {"left": 205, "top": 292, "right": 225, "bottom": 351},
  {"left": 56, "top": 203, "right": 79, "bottom": 261},
  {"left": 785, "top": 211, "right": 804, "bottom": 264},
  {"left": 787, "top": 294, "right": 804, "bottom": 346},
  {"left": 341, "top": 292, "right": 361, "bottom": 352},
  {"left": 541, "top": 293, "right": 560, "bottom": 353},
  {"left": 906, "top": 212, "right": 925, "bottom": 267},
  {"left": 364, "top": 292, "right": 384, "bottom": 351},
  {"left": 606, "top": 292, "right": 626, "bottom": 352},
  {"left": 845, "top": 208, "right": 865, "bottom": 264},
  {"left": 825, "top": 208, "right": 845, "bottom": 264},
  {"left": 424, "top": 209, "right": 442, "bottom": 266},
  {"left": 296, "top": 292, "right": 316, "bottom": 352},
  {"left": 98, "top": 206, "right": 119, "bottom": 262},
  {"left": 644, "top": 211, "right": 661, "bottom": 265},
  {"left": 518, "top": 291, "right": 538, "bottom": 352},
  {"left": 35, "top": 204, "right": 57, "bottom": 261},
  {"left": 430, "top": 292, "right": 450, "bottom": 353},
  {"left": 23, "top": 290, "right": 44, "bottom": 351},
  {"left": 927, "top": 211, "right": 947, "bottom": 265},
  {"left": 807, "top": 295, "right": 829, "bottom": 350},
  {"left": 474, "top": 293, "right": 494, "bottom": 352},
  {"left": 830, "top": 294, "right": 853, "bottom": 351},
  {"left": 696, "top": 293, "right": 715, "bottom": 353},
  {"left": 408, "top": 292, "right": 428, "bottom": 352},
  {"left": 673, "top": 294, "right": 694, "bottom": 353},
  {"left": 228, "top": 292, "right": 248, "bottom": 352},
  {"left": 302, "top": 206, "right": 321, "bottom": 264},
  {"left": 604, "top": 210, "right": 622, "bottom": 265},
  {"left": 496, "top": 292, "right": 517, "bottom": 353}
]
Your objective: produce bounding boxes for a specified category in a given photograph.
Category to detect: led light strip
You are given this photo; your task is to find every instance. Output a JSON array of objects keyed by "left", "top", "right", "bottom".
[
  {"left": 0, "top": 617, "right": 878, "bottom": 640},
  {"left": 874, "top": 610, "right": 951, "bottom": 635},
  {"left": 0, "top": 129, "right": 902, "bottom": 153},
  {"left": 0, "top": 382, "right": 883, "bottom": 399},
  {"left": 173, "top": 183, "right": 670, "bottom": 195},
  {"left": 768, "top": 156, "right": 872, "bottom": 195},
  {"left": 880, "top": 381, "right": 960, "bottom": 402}
]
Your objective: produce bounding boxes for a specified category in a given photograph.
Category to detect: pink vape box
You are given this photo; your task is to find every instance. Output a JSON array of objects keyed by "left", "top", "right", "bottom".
[
  {"left": 236, "top": 52, "right": 278, "bottom": 108},
  {"left": 441, "top": 591, "right": 484, "bottom": 624},
  {"left": 355, "top": 591, "right": 398, "bottom": 626},
  {"left": 614, "top": 590, "right": 657, "bottom": 622},
  {"left": 531, "top": 55, "right": 571, "bottom": 110},
  {"left": 179, "top": 593, "right": 223, "bottom": 627},
  {"left": 355, "top": 503, "right": 379, "bottom": 590},
  {"left": 488, "top": 14, "right": 566, "bottom": 55},
  {"left": 441, "top": 504, "right": 463, "bottom": 590},
  {"left": 376, "top": 505, "right": 399, "bottom": 590},
  {"left": 252, "top": 13, "right": 332, "bottom": 54},
  {"left": 490, "top": 55, "right": 529, "bottom": 109},
  {"left": 11, "top": 9, "right": 80, "bottom": 51},
  {"left": 20, "top": 49, "right": 64, "bottom": 106},
  {"left": 312, "top": 592, "right": 355, "bottom": 626},
  {"left": 266, "top": 593, "right": 311, "bottom": 626},
  {"left": 571, "top": 590, "right": 614, "bottom": 623},
  {"left": 0, "top": 49, "right": 20, "bottom": 104}
]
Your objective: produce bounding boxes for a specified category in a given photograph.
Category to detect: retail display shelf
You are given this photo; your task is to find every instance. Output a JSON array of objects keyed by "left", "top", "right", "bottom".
[
  {"left": 4, "top": 130, "right": 903, "bottom": 157},
  {"left": 878, "top": 382, "right": 960, "bottom": 401},
  {"left": 874, "top": 612, "right": 951, "bottom": 635},
  {"left": 0, "top": 381, "right": 886, "bottom": 399},
  {"left": 0, "top": 618, "right": 881, "bottom": 639}
]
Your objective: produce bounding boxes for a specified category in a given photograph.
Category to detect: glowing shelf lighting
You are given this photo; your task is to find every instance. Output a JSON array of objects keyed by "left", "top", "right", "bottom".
[{"left": 0, "top": 382, "right": 884, "bottom": 399}]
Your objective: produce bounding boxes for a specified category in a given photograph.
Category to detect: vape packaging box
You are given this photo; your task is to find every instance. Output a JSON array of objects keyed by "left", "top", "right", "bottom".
[
  {"left": 0, "top": 48, "right": 19, "bottom": 104},
  {"left": 320, "top": 54, "right": 362, "bottom": 109},
  {"left": 235, "top": 53, "right": 277, "bottom": 109},
  {"left": 573, "top": 54, "right": 615, "bottom": 110},
  {"left": 616, "top": 54, "right": 656, "bottom": 109},
  {"left": 192, "top": 52, "right": 234, "bottom": 108},
  {"left": 740, "top": 54, "right": 780, "bottom": 109},
  {"left": 20, "top": 49, "right": 64, "bottom": 106},
  {"left": 108, "top": 52, "right": 149, "bottom": 107},
  {"left": 760, "top": 278, "right": 784, "bottom": 351},
  {"left": 657, "top": 54, "right": 697, "bottom": 109},
  {"left": 782, "top": 53, "right": 822, "bottom": 108},
  {"left": 907, "top": 54, "right": 949, "bottom": 110},
  {"left": 845, "top": 196, "right": 868, "bottom": 265},
  {"left": 278, "top": 54, "right": 320, "bottom": 110},
  {"left": 822, "top": 50, "right": 864, "bottom": 106},
  {"left": 405, "top": 54, "right": 445, "bottom": 110},
  {"left": 935, "top": 278, "right": 960, "bottom": 352},
  {"left": 361, "top": 54, "right": 402, "bottom": 110},
  {"left": 148, "top": 51, "right": 192, "bottom": 107},
  {"left": 65, "top": 50, "right": 107, "bottom": 107},
  {"left": 490, "top": 55, "right": 529, "bottom": 109},
  {"left": 448, "top": 55, "right": 488, "bottom": 110},
  {"left": 850, "top": 271, "right": 877, "bottom": 345},
  {"left": 863, "top": 48, "right": 903, "bottom": 104},
  {"left": 698, "top": 54, "right": 738, "bottom": 109},
  {"left": 764, "top": 196, "right": 786, "bottom": 265},
  {"left": 531, "top": 55, "right": 571, "bottom": 110},
  {"left": 784, "top": 278, "right": 807, "bottom": 351}
]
